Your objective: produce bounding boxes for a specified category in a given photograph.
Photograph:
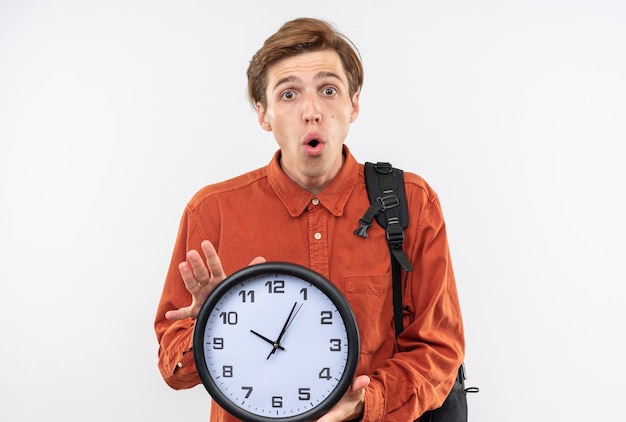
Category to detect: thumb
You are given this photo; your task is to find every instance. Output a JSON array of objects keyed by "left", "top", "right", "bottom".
[{"left": 352, "top": 375, "right": 370, "bottom": 392}]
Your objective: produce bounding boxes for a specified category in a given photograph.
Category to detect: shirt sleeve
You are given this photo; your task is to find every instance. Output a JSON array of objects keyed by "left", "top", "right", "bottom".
[
  {"left": 154, "top": 205, "right": 205, "bottom": 390},
  {"left": 362, "top": 182, "right": 465, "bottom": 421}
]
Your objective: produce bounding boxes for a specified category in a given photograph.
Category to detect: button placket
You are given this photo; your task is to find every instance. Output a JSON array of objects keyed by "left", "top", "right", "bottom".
[{"left": 307, "top": 197, "right": 329, "bottom": 276}]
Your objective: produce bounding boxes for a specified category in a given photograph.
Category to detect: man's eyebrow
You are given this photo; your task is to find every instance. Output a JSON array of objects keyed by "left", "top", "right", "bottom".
[
  {"left": 273, "top": 76, "right": 300, "bottom": 91},
  {"left": 272, "top": 72, "right": 344, "bottom": 92},
  {"left": 314, "top": 71, "right": 343, "bottom": 81}
]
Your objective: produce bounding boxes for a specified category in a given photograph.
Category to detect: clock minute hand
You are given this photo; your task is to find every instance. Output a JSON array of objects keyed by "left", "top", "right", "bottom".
[
  {"left": 285, "top": 302, "right": 304, "bottom": 332},
  {"left": 267, "top": 302, "right": 301, "bottom": 359}
]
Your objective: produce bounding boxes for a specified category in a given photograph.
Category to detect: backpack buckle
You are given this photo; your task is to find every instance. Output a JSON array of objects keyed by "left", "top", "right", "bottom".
[
  {"left": 385, "top": 220, "right": 405, "bottom": 249},
  {"left": 374, "top": 162, "right": 393, "bottom": 174},
  {"left": 377, "top": 194, "right": 399, "bottom": 211}
]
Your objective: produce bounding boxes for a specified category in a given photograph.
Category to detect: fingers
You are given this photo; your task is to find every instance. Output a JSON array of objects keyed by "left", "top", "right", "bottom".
[
  {"left": 250, "top": 256, "right": 266, "bottom": 265},
  {"left": 178, "top": 260, "right": 198, "bottom": 291},
  {"left": 167, "top": 241, "right": 266, "bottom": 322},
  {"left": 186, "top": 249, "right": 211, "bottom": 286},
  {"left": 180, "top": 240, "right": 225, "bottom": 287},
  {"left": 315, "top": 375, "right": 370, "bottom": 421},
  {"left": 165, "top": 307, "right": 191, "bottom": 320},
  {"left": 201, "top": 240, "right": 226, "bottom": 282},
  {"left": 188, "top": 240, "right": 264, "bottom": 285}
]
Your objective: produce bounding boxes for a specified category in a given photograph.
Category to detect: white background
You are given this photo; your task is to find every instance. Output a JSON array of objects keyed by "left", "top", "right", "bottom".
[{"left": 1, "top": 1, "right": 625, "bottom": 421}]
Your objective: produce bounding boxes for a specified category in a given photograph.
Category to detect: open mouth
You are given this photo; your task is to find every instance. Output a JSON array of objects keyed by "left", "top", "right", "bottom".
[{"left": 303, "top": 137, "right": 324, "bottom": 156}]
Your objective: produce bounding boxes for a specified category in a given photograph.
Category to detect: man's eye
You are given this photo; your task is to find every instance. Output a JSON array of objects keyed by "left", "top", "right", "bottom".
[
  {"left": 322, "top": 87, "right": 337, "bottom": 96},
  {"left": 281, "top": 91, "right": 295, "bottom": 100}
]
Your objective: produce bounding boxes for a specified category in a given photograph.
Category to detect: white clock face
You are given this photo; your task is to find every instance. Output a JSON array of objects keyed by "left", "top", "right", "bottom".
[{"left": 195, "top": 264, "right": 358, "bottom": 421}]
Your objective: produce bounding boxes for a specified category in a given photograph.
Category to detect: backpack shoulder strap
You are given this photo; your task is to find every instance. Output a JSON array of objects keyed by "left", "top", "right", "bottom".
[
  {"left": 355, "top": 161, "right": 413, "bottom": 338},
  {"left": 355, "top": 162, "right": 413, "bottom": 272}
]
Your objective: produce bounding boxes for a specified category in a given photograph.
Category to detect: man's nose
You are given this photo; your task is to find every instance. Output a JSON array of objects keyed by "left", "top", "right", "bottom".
[{"left": 302, "top": 94, "right": 322, "bottom": 123}]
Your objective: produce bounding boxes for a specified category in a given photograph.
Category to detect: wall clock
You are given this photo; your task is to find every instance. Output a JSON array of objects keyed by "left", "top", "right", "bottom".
[{"left": 193, "top": 262, "right": 360, "bottom": 421}]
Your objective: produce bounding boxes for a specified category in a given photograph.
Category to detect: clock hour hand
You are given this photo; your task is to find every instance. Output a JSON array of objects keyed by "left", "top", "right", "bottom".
[
  {"left": 250, "top": 329, "right": 285, "bottom": 351},
  {"left": 267, "top": 302, "right": 303, "bottom": 359}
]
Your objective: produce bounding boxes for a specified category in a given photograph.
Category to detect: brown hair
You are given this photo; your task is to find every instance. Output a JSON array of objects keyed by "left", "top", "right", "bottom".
[{"left": 247, "top": 18, "right": 364, "bottom": 109}]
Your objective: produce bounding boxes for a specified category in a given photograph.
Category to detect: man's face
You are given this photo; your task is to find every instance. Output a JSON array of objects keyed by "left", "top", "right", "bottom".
[{"left": 257, "top": 49, "right": 360, "bottom": 193}]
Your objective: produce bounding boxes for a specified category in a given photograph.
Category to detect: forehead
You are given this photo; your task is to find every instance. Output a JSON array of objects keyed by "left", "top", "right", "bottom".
[{"left": 266, "top": 50, "right": 349, "bottom": 86}]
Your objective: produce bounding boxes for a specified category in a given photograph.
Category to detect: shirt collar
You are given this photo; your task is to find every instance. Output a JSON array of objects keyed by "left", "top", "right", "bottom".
[{"left": 267, "top": 145, "right": 359, "bottom": 217}]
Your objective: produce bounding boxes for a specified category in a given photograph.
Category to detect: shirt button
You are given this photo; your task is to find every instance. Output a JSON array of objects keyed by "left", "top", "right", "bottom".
[
  {"left": 312, "top": 198, "right": 320, "bottom": 205},
  {"left": 314, "top": 232, "right": 322, "bottom": 240}
]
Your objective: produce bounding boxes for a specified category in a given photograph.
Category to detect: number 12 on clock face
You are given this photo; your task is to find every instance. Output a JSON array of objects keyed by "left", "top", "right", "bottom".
[{"left": 193, "top": 263, "right": 360, "bottom": 422}]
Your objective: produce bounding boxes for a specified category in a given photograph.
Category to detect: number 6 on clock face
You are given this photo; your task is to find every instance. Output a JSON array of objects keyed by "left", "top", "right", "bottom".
[{"left": 193, "top": 262, "right": 360, "bottom": 422}]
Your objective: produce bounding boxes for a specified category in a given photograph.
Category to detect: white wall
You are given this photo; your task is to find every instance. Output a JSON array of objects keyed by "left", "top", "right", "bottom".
[{"left": 1, "top": 1, "right": 625, "bottom": 420}]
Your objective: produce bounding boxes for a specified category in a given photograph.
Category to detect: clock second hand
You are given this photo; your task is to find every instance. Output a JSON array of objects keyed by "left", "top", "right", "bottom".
[{"left": 267, "top": 302, "right": 303, "bottom": 359}]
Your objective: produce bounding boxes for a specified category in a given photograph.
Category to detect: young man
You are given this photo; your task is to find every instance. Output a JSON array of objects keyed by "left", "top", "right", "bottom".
[{"left": 155, "top": 17, "right": 464, "bottom": 421}]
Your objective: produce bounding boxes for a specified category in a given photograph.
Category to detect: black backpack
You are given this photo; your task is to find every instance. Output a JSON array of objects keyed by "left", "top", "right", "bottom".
[{"left": 355, "top": 162, "right": 478, "bottom": 422}]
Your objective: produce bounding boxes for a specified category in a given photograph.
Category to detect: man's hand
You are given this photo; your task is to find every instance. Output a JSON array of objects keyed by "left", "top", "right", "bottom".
[
  {"left": 316, "top": 375, "right": 371, "bottom": 422},
  {"left": 165, "top": 240, "right": 265, "bottom": 320}
]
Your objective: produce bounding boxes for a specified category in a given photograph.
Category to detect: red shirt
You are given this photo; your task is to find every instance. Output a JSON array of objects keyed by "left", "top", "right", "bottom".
[{"left": 155, "top": 146, "right": 464, "bottom": 421}]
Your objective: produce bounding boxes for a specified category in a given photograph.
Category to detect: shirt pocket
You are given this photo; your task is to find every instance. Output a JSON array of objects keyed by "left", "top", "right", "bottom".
[{"left": 344, "top": 273, "right": 394, "bottom": 355}]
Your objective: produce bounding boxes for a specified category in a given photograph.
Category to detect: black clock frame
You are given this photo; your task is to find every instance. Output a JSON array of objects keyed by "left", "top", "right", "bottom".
[{"left": 193, "top": 261, "right": 360, "bottom": 422}]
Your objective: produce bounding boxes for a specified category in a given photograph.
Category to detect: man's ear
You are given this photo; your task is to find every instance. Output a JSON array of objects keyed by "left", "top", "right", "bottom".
[
  {"left": 257, "top": 102, "right": 272, "bottom": 132},
  {"left": 349, "top": 91, "right": 360, "bottom": 123}
]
